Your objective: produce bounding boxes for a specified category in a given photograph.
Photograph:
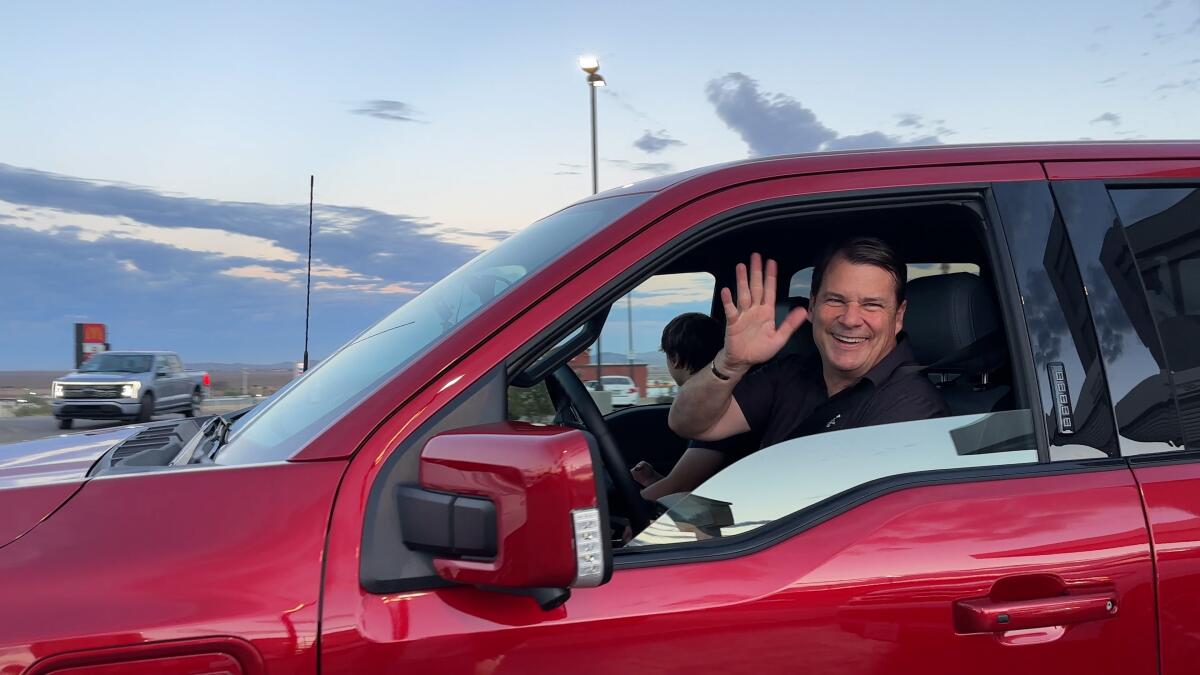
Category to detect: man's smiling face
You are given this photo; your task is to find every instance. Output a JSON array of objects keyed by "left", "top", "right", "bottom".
[{"left": 812, "top": 254, "right": 906, "bottom": 390}]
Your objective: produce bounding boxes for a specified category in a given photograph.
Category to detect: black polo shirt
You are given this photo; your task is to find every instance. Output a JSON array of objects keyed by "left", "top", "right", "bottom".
[{"left": 732, "top": 338, "right": 948, "bottom": 450}]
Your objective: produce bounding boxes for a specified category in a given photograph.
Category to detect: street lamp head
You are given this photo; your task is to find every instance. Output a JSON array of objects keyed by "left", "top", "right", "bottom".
[
  {"left": 588, "top": 73, "right": 606, "bottom": 87},
  {"left": 578, "top": 55, "right": 600, "bottom": 74}
]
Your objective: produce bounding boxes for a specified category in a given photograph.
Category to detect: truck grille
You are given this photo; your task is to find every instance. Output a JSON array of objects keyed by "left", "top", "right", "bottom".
[{"left": 62, "top": 384, "right": 124, "bottom": 399}]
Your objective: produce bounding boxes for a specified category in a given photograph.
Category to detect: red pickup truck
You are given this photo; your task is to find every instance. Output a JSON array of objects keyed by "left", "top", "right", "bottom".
[{"left": 3, "top": 142, "right": 1200, "bottom": 674}]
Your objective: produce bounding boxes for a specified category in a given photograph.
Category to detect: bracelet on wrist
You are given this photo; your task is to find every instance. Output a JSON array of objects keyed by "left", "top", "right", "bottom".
[{"left": 710, "top": 359, "right": 732, "bottom": 381}]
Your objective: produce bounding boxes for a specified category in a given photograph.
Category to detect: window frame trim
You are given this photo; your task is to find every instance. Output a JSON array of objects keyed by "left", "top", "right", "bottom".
[{"left": 499, "top": 184, "right": 1052, "bottom": 567}]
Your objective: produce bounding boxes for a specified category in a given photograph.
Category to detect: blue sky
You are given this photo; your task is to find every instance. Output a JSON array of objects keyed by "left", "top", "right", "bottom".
[{"left": 1, "top": 1, "right": 1197, "bottom": 369}]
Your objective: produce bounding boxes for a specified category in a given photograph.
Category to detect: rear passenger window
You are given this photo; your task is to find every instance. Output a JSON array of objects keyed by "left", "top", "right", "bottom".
[{"left": 1110, "top": 187, "right": 1200, "bottom": 448}]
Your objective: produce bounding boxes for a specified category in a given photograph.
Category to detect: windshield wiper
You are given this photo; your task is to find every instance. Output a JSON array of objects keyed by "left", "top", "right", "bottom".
[
  {"left": 206, "top": 405, "right": 259, "bottom": 461},
  {"left": 204, "top": 414, "right": 233, "bottom": 460}
]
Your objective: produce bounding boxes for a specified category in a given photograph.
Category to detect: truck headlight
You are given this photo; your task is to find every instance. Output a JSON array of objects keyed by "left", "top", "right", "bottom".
[
  {"left": 120, "top": 382, "right": 140, "bottom": 398},
  {"left": 52, "top": 382, "right": 64, "bottom": 398}
]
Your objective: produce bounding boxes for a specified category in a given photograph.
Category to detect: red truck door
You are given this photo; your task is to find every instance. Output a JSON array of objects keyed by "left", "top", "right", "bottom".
[
  {"left": 319, "top": 165, "right": 1157, "bottom": 674},
  {"left": 1049, "top": 160, "right": 1200, "bottom": 675}
]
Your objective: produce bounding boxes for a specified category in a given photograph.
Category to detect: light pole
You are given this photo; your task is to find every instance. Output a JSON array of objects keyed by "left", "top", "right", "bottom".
[{"left": 579, "top": 56, "right": 606, "bottom": 388}]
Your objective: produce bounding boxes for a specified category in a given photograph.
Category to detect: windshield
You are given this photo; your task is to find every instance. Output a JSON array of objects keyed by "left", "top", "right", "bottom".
[
  {"left": 218, "top": 193, "right": 651, "bottom": 464},
  {"left": 78, "top": 354, "right": 152, "bottom": 373}
]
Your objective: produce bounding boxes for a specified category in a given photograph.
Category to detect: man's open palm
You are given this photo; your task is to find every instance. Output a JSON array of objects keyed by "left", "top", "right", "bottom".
[{"left": 720, "top": 253, "right": 809, "bottom": 369}]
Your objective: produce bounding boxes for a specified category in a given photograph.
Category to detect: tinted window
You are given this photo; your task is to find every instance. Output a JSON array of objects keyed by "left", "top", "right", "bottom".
[
  {"left": 220, "top": 193, "right": 651, "bottom": 464},
  {"left": 630, "top": 410, "right": 1037, "bottom": 546},
  {"left": 1110, "top": 186, "right": 1200, "bottom": 447}
]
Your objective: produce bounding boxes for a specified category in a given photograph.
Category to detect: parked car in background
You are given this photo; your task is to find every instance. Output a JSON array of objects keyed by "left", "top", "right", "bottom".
[
  {"left": 50, "top": 351, "right": 210, "bottom": 428},
  {"left": 585, "top": 375, "right": 640, "bottom": 406},
  {"left": 4, "top": 143, "right": 1200, "bottom": 674}
]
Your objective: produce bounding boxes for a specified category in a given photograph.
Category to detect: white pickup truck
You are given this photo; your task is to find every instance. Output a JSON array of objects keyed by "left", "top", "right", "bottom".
[{"left": 51, "top": 351, "right": 210, "bottom": 429}]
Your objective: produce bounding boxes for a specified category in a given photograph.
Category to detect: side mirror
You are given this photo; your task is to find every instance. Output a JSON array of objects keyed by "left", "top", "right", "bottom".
[{"left": 399, "top": 422, "right": 611, "bottom": 609}]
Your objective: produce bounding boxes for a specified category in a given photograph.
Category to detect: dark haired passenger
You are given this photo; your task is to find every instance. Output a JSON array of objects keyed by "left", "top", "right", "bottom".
[
  {"left": 632, "top": 312, "right": 756, "bottom": 501},
  {"left": 669, "top": 237, "right": 947, "bottom": 457}
]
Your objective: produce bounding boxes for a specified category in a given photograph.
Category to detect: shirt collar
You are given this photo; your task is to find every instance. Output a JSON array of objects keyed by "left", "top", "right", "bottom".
[{"left": 860, "top": 333, "right": 916, "bottom": 387}]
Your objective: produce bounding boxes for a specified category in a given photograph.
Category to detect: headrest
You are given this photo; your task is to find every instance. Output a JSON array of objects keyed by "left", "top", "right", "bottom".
[
  {"left": 903, "top": 273, "right": 1001, "bottom": 371},
  {"left": 775, "top": 296, "right": 815, "bottom": 359}
]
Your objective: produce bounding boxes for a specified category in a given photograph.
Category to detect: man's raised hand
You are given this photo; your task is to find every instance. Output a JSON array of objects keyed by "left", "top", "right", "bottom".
[{"left": 718, "top": 252, "right": 809, "bottom": 373}]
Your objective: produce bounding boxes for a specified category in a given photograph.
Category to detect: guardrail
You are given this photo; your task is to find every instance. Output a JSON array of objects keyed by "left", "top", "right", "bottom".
[{"left": 200, "top": 396, "right": 262, "bottom": 413}]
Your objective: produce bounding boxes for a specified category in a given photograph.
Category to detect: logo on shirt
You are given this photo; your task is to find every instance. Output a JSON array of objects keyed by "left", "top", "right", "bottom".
[{"left": 825, "top": 413, "right": 842, "bottom": 429}]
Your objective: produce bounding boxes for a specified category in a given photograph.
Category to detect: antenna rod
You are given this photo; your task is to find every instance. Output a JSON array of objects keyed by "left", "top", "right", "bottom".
[{"left": 303, "top": 175, "right": 314, "bottom": 373}]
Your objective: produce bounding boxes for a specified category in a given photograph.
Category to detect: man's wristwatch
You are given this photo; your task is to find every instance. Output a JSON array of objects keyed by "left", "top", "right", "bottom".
[{"left": 711, "top": 359, "right": 732, "bottom": 381}]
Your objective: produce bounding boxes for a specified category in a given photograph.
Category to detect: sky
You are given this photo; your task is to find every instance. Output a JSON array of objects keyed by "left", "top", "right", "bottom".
[{"left": 0, "top": 0, "right": 1197, "bottom": 369}]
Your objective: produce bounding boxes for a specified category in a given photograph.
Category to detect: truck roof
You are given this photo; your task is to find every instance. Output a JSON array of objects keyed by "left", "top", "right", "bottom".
[{"left": 586, "top": 140, "right": 1200, "bottom": 201}]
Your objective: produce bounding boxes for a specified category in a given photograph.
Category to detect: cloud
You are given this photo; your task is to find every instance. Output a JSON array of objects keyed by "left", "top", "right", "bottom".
[
  {"left": 630, "top": 273, "right": 714, "bottom": 308},
  {"left": 705, "top": 73, "right": 837, "bottom": 155},
  {"left": 1, "top": 204, "right": 301, "bottom": 261},
  {"left": 0, "top": 164, "right": 485, "bottom": 368},
  {"left": 705, "top": 73, "right": 944, "bottom": 156},
  {"left": 599, "top": 89, "right": 655, "bottom": 123},
  {"left": 1155, "top": 77, "right": 1199, "bottom": 98},
  {"left": 1091, "top": 112, "right": 1122, "bottom": 125},
  {"left": 633, "top": 129, "right": 685, "bottom": 154},
  {"left": 896, "top": 113, "right": 924, "bottom": 128},
  {"left": 553, "top": 162, "right": 583, "bottom": 176},
  {"left": 605, "top": 159, "right": 674, "bottom": 175},
  {"left": 350, "top": 99, "right": 426, "bottom": 123},
  {"left": 825, "top": 132, "right": 941, "bottom": 151}
]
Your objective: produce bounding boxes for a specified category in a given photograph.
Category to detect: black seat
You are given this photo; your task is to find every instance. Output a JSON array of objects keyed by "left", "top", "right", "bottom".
[
  {"left": 903, "top": 273, "right": 1011, "bottom": 415},
  {"left": 775, "top": 296, "right": 816, "bottom": 360}
]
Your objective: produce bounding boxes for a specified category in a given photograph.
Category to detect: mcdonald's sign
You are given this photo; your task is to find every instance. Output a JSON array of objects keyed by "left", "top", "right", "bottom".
[{"left": 74, "top": 323, "right": 110, "bottom": 368}]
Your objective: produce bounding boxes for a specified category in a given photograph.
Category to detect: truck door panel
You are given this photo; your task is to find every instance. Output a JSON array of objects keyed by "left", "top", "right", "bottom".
[{"left": 1051, "top": 171, "right": 1200, "bottom": 675}]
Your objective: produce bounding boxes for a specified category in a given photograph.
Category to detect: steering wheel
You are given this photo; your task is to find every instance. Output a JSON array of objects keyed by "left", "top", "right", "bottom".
[{"left": 550, "top": 364, "right": 653, "bottom": 533}]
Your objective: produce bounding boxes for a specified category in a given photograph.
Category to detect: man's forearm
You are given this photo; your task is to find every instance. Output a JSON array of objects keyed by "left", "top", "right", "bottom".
[{"left": 668, "top": 350, "right": 749, "bottom": 439}]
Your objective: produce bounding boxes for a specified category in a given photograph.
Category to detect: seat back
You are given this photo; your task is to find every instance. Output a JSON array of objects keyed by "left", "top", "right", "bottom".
[
  {"left": 904, "top": 272, "right": 1011, "bottom": 415},
  {"left": 775, "top": 296, "right": 816, "bottom": 360}
]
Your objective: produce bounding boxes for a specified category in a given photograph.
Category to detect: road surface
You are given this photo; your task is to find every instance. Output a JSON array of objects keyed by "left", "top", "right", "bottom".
[{"left": 0, "top": 398, "right": 257, "bottom": 446}]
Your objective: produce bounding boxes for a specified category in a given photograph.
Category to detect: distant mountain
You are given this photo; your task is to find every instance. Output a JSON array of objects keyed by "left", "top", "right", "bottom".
[{"left": 190, "top": 361, "right": 304, "bottom": 372}]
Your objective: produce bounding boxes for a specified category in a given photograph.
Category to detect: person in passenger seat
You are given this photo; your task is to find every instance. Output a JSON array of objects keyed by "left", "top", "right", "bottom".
[
  {"left": 669, "top": 237, "right": 947, "bottom": 457},
  {"left": 632, "top": 312, "right": 756, "bottom": 501}
]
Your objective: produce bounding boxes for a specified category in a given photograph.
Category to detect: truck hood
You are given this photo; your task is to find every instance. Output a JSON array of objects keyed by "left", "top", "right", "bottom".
[
  {"left": 0, "top": 425, "right": 144, "bottom": 548},
  {"left": 56, "top": 372, "right": 147, "bottom": 382}
]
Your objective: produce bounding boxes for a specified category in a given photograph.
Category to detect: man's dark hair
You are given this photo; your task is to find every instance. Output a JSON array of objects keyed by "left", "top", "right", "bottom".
[
  {"left": 661, "top": 312, "right": 724, "bottom": 374},
  {"left": 811, "top": 236, "right": 906, "bottom": 305}
]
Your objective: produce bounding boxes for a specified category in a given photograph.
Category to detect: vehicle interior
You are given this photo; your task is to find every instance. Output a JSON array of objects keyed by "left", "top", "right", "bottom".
[{"left": 506, "top": 195, "right": 1027, "bottom": 541}]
